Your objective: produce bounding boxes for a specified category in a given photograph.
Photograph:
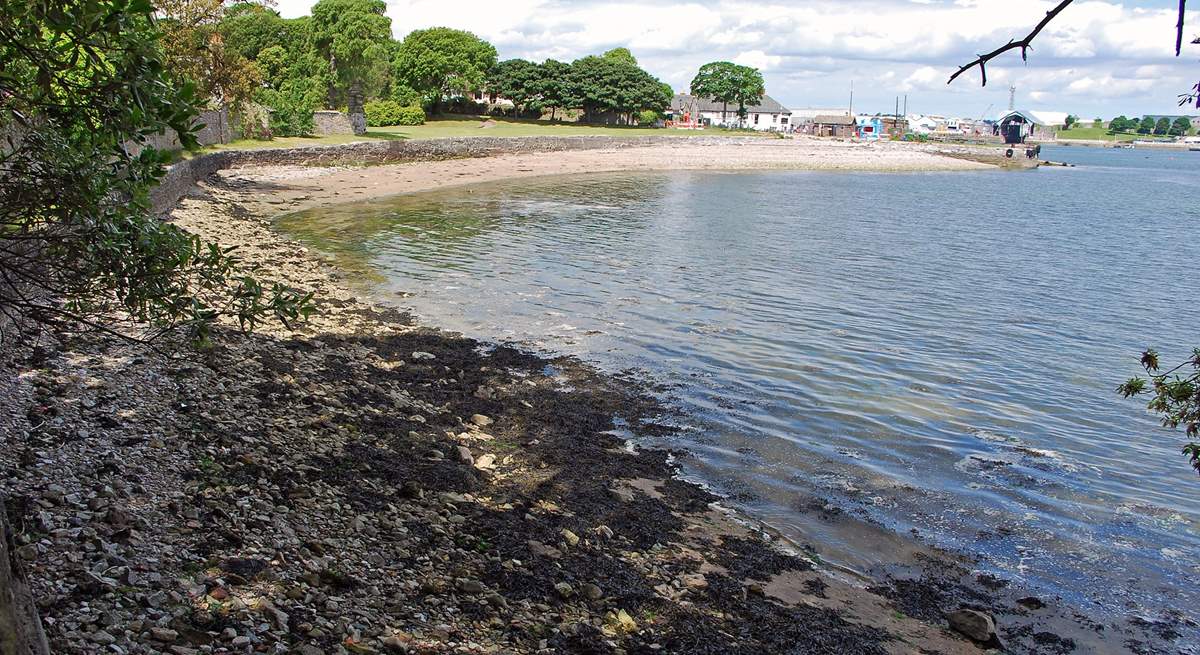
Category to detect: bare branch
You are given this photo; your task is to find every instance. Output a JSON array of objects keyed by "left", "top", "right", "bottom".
[
  {"left": 948, "top": 0, "right": 1076, "bottom": 86},
  {"left": 1178, "top": 0, "right": 1188, "bottom": 55}
]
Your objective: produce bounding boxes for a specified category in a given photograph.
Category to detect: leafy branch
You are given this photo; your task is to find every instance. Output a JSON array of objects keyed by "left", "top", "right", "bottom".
[{"left": 1118, "top": 349, "right": 1200, "bottom": 475}]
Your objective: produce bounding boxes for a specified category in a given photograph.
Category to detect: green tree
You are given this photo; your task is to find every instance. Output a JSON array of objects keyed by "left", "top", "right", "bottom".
[
  {"left": 218, "top": 1, "right": 288, "bottom": 61},
  {"left": 393, "top": 27, "right": 497, "bottom": 114},
  {"left": 1138, "top": 116, "right": 1156, "bottom": 134},
  {"left": 1170, "top": 116, "right": 1192, "bottom": 136},
  {"left": 0, "top": 0, "right": 310, "bottom": 344},
  {"left": 689, "top": 61, "right": 765, "bottom": 127},
  {"left": 157, "top": 0, "right": 262, "bottom": 107},
  {"left": 1064, "top": 114, "right": 1078, "bottom": 129},
  {"left": 1108, "top": 115, "right": 1130, "bottom": 132},
  {"left": 1154, "top": 116, "right": 1170, "bottom": 135},
  {"left": 1092, "top": 117, "right": 1102, "bottom": 128},
  {"left": 488, "top": 59, "right": 541, "bottom": 116},
  {"left": 566, "top": 55, "right": 671, "bottom": 123},
  {"left": 536, "top": 59, "right": 571, "bottom": 120},
  {"left": 602, "top": 47, "right": 638, "bottom": 67},
  {"left": 1120, "top": 350, "right": 1200, "bottom": 475},
  {"left": 310, "top": 0, "right": 392, "bottom": 134}
]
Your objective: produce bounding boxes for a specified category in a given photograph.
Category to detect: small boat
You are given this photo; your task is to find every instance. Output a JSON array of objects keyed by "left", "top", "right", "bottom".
[{"left": 1191, "top": 147, "right": 1200, "bottom": 152}]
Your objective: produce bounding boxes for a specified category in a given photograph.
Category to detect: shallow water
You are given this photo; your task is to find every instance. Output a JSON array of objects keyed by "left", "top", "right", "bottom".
[{"left": 278, "top": 145, "right": 1200, "bottom": 628}]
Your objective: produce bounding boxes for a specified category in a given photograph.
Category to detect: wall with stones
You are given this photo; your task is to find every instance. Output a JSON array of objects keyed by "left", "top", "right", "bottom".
[
  {"left": 131, "top": 108, "right": 232, "bottom": 156},
  {"left": 312, "top": 111, "right": 354, "bottom": 136}
]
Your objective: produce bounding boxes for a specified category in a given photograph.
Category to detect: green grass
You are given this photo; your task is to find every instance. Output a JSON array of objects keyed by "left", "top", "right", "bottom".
[
  {"left": 1057, "top": 126, "right": 1168, "bottom": 141},
  {"left": 199, "top": 115, "right": 762, "bottom": 154}
]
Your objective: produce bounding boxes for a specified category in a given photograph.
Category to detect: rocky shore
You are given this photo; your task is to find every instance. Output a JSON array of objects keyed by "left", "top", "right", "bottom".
[{"left": 0, "top": 142, "right": 1183, "bottom": 655}]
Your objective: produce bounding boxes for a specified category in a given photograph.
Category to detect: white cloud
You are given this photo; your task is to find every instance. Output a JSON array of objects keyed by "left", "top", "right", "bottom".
[{"left": 270, "top": 0, "right": 1200, "bottom": 117}]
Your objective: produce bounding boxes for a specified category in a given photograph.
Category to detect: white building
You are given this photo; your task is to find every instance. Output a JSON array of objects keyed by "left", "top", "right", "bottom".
[{"left": 669, "top": 93, "right": 792, "bottom": 131}]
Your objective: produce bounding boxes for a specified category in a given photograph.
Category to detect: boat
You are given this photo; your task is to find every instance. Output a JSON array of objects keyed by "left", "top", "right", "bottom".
[{"left": 1191, "top": 147, "right": 1200, "bottom": 152}]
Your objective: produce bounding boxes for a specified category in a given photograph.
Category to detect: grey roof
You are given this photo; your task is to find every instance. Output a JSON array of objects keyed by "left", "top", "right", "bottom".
[
  {"left": 671, "top": 93, "right": 790, "bottom": 115},
  {"left": 812, "top": 114, "right": 855, "bottom": 125}
]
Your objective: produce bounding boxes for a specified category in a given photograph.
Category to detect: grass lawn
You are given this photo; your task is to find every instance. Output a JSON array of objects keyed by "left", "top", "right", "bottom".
[
  {"left": 200, "top": 115, "right": 758, "bottom": 154},
  {"left": 1056, "top": 127, "right": 1158, "bottom": 141}
]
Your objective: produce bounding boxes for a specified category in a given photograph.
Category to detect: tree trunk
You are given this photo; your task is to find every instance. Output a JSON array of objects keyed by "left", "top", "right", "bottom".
[
  {"left": 347, "top": 79, "right": 366, "bottom": 135},
  {"left": 722, "top": 101, "right": 727, "bottom": 126},
  {"left": 0, "top": 497, "right": 50, "bottom": 655}
]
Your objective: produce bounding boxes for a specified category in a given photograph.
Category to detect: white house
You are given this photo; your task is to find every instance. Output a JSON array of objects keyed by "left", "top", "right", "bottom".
[
  {"left": 906, "top": 114, "right": 938, "bottom": 134},
  {"left": 669, "top": 93, "right": 792, "bottom": 131}
]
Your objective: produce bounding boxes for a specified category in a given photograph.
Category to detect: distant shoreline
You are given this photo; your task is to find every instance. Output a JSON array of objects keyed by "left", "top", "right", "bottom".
[{"left": 212, "top": 137, "right": 999, "bottom": 216}]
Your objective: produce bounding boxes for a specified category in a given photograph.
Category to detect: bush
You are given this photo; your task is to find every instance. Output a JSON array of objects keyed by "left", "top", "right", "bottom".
[
  {"left": 365, "top": 100, "right": 425, "bottom": 126},
  {"left": 391, "top": 85, "right": 422, "bottom": 107},
  {"left": 395, "top": 105, "right": 426, "bottom": 125},
  {"left": 258, "top": 79, "right": 320, "bottom": 137},
  {"left": 637, "top": 109, "right": 661, "bottom": 126},
  {"left": 365, "top": 100, "right": 403, "bottom": 126}
]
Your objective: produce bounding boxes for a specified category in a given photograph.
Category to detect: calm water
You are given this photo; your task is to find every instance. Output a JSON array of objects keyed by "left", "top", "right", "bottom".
[{"left": 278, "top": 146, "right": 1200, "bottom": 625}]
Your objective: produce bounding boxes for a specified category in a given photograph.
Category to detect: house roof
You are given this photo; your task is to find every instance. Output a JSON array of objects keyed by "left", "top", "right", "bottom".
[
  {"left": 812, "top": 114, "right": 856, "bottom": 125},
  {"left": 671, "top": 93, "right": 791, "bottom": 115},
  {"left": 999, "top": 109, "right": 1069, "bottom": 127}
]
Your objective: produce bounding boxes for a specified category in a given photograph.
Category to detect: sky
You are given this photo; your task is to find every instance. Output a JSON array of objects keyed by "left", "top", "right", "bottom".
[{"left": 272, "top": 0, "right": 1200, "bottom": 118}]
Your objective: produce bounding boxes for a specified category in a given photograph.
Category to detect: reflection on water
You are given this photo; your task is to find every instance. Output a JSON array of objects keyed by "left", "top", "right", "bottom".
[{"left": 277, "top": 146, "right": 1200, "bottom": 628}]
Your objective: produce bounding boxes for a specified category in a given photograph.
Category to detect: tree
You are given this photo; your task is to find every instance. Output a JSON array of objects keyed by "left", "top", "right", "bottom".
[
  {"left": 1154, "top": 116, "right": 1171, "bottom": 135},
  {"left": 393, "top": 27, "right": 497, "bottom": 114},
  {"left": 1092, "top": 117, "right": 1103, "bottom": 128},
  {"left": 1138, "top": 116, "right": 1156, "bottom": 134},
  {"left": 1064, "top": 114, "right": 1078, "bottom": 129},
  {"left": 566, "top": 55, "right": 671, "bottom": 123},
  {"left": 218, "top": 1, "right": 288, "bottom": 61},
  {"left": 602, "top": 47, "right": 638, "bottom": 67},
  {"left": 0, "top": 0, "right": 310, "bottom": 346},
  {"left": 488, "top": 59, "right": 541, "bottom": 116},
  {"left": 536, "top": 59, "right": 571, "bottom": 120},
  {"left": 690, "top": 61, "right": 765, "bottom": 127},
  {"left": 1109, "top": 115, "right": 1133, "bottom": 133},
  {"left": 1170, "top": 116, "right": 1192, "bottom": 136},
  {"left": 1119, "top": 350, "right": 1200, "bottom": 475},
  {"left": 157, "top": 0, "right": 262, "bottom": 107},
  {"left": 310, "top": 0, "right": 392, "bottom": 134}
]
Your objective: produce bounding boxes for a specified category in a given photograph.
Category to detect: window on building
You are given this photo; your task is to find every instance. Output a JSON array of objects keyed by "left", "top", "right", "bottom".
[
  {"left": 754, "top": 113, "right": 760, "bottom": 124},
  {"left": 781, "top": 117, "right": 789, "bottom": 125}
]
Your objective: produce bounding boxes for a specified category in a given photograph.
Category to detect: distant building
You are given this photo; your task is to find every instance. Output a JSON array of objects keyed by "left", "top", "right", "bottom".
[
  {"left": 856, "top": 116, "right": 885, "bottom": 140},
  {"left": 668, "top": 93, "right": 792, "bottom": 131},
  {"left": 906, "top": 115, "right": 938, "bottom": 134},
  {"left": 995, "top": 109, "right": 1059, "bottom": 143},
  {"left": 807, "top": 114, "right": 856, "bottom": 137}
]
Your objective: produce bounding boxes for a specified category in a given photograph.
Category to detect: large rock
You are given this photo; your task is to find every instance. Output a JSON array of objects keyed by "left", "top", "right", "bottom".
[{"left": 946, "top": 608, "right": 997, "bottom": 643}]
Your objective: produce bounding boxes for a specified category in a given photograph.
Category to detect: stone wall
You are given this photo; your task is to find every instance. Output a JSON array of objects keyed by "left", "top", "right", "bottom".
[
  {"left": 312, "top": 111, "right": 354, "bottom": 136},
  {"left": 131, "top": 108, "right": 232, "bottom": 155}
]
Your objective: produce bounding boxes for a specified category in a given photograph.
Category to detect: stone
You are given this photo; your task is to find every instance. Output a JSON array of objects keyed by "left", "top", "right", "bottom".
[
  {"left": 382, "top": 634, "right": 411, "bottom": 653},
  {"left": 581, "top": 583, "right": 603, "bottom": 601},
  {"left": 411, "top": 351, "right": 436, "bottom": 361},
  {"left": 946, "top": 608, "right": 997, "bottom": 643},
  {"left": 473, "top": 454, "right": 496, "bottom": 470},
  {"left": 458, "top": 579, "right": 486, "bottom": 594},
  {"left": 150, "top": 627, "right": 179, "bottom": 642},
  {"left": 470, "top": 414, "right": 493, "bottom": 427},
  {"left": 91, "top": 630, "right": 117, "bottom": 645},
  {"left": 456, "top": 446, "right": 474, "bottom": 465},
  {"left": 526, "top": 540, "right": 562, "bottom": 560},
  {"left": 560, "top": 528, "right": 580, "bottom": 547},
  {"left": 554, "top": 582, "right": 574, "bottom": 598}
]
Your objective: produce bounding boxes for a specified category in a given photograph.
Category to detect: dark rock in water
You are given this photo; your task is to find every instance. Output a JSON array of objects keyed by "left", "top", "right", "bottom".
[{"left": 946, "top": 608, "right": 997, "bottom": 643}]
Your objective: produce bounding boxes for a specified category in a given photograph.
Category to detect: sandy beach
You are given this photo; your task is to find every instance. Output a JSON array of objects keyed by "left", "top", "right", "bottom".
[{"left": 224, "top": 138, "right": 997, "bottom": 215}]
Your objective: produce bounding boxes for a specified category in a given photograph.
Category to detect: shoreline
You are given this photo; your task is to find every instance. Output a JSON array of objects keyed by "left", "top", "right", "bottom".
[{"left": 1, "top": 141, "right": 1180, "bottom": 654}]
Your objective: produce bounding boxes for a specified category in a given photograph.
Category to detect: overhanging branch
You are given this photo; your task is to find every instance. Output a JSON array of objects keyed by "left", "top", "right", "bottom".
[{"left": 948, "top": 0, "right": 1076, "bottom": 86}]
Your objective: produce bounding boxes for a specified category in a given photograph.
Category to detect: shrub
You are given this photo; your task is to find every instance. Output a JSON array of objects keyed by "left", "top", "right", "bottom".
[
  {"left": 258, "top": 79, "right": 320, "bottom": 137},
  {"left": 638, "top": 109, "right": 662, "bottom": 126},
  {"left": 365, "top": 100, "right": 403, "bottom": 126},
  {"left": 391, "top": 85, "right": 422, "bottom": 107},
  {"left": 365, "top": 100, "right": 425, "bottom": 126},
  {"left": 395, "top": 105, "right": 426, "bottom": 125}
]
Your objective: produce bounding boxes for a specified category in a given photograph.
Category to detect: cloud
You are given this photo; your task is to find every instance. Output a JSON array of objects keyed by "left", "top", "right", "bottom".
[{"left": 270, "top": 0, "right": 1200, "bottom": 117}]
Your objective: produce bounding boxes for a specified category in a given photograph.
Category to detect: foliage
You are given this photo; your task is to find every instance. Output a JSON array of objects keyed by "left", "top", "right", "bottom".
[
  {"left": 690, "top": 61, "right": 765, "bottom": 124},
  {"left": 602, "top": 47, "right": 638, "bottom": 67},
  {"left": 1138, "top": 116, "right": 1156, "bottom": 134},
  {"left": 1063, "top": 114, "right": 1077, "bottom": 129},
  {"left": 393, "top": 27, "right": 497, "bottom": 112},
  {"left": 1092, "top": 118, "right": 1103, "bottom": 128},
  {"left": 364, "top": 99, "right": 424, "bottom": 126},
  {"left": 258, "top": 77, "right": 321, "bottom": 136},
  {"left": 235, "top": 102, "right": 272, "bottom": 140},
  {"left": 391, "top": 84, "right": 423, "bottom": 107},
  {"left": 566, "top": 55, "right": 672, "bottom": 122},
  {"left": 0, "top": 0, "right": 311, "bottom": 344},
  {"left": 1119, "top": 350, "right": 1200, "bottom": 475},
  {"left": 395, "top": 104, "right": 426, "bottom": 125},
  {"left": 157, "top": 0, "right": 262, "bottom": 107},
  {"left": 637, "top": 109, "right": 662, "bottom": 125},
  {"left": 1170, "top": 116, "right": 1192, "bottom": 136},
  {"left": 311, "top": 0, "right": 392, "bottom": 127},
  {"left": 1108, "top": 115, "right": 1133, "bottom": 132},
  {"left": 488, "top": 59, "right": 542, "bottom": 115},
  {"left": 1153, "top": 117, "right": 1170, "bottom": 135},
  {"left": 536, "top": 59, "right": 572, "bottom": 119},
  {"left": 218, "top": 1, "right": 288, "bottom": 61}
]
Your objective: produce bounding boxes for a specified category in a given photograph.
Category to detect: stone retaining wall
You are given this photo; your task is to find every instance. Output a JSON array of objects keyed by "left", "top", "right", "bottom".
[
  {"left": 149, "top": 136, "right": 765, "bottom": 213},
  {"left": 312, "top": 111, "right": 354, "bottom": 136}
]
